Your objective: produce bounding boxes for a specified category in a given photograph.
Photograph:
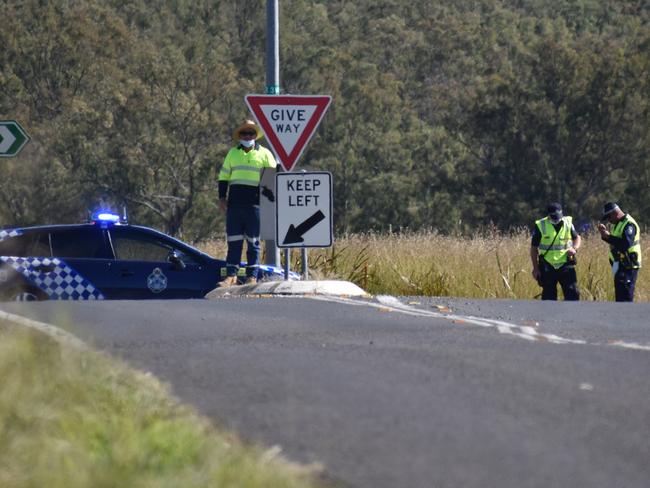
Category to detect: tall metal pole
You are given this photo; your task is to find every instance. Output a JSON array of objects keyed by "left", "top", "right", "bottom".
[
  {"left": 265, "top": 0, "right": 282, "bottom": 268},
  {"left": 266, "top": 0, "right": 280, "bottom": 96}
]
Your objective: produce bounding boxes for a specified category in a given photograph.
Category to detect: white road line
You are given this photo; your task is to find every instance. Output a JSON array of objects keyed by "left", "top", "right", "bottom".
[
  {"left": 0, "top": 309, "right": 87, "bottom": 349},
  {"left": 308, "top": 295, "right": 606, "bottom": 347},
  {"left": 375, "top": 295, "right": 588, "bottom": 344},
  {"left": 520, "top": 326, "right": 539, "bottom": 335},
  {"left": 608, "top": 341, "right": 650, "bottom": 351},
  {"left": 2, "top": 298, "right": 648, "bottom": 353}
]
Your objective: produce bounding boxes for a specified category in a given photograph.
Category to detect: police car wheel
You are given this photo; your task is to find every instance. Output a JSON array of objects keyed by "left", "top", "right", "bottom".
[
  {"left": 12, "top": 292, "right": 39, "bottom": 301},
  {"left": 6, "top": 287, "right": 46, "bottom": 302}
]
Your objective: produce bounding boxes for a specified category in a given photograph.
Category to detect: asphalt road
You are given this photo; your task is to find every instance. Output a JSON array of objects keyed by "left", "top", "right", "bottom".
[{"left": 2, "top": 296, "right": 650, "bottom": 488}]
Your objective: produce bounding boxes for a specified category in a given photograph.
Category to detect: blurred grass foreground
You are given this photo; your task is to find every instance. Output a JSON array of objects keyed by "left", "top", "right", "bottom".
[
  {"left": 0, "top": 322, "right": 324, "bottom": 488},
  {"left": 201, "top": 229, "right": 648, "bottom": 301}
]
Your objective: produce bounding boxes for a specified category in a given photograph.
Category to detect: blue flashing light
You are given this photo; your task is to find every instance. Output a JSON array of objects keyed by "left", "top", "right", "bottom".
[
  {"left": 91, "top": 211, "right": 123, "bottom": 227},
  {"left": 96, "top": 212, "right": 120, "bottom": 222}
]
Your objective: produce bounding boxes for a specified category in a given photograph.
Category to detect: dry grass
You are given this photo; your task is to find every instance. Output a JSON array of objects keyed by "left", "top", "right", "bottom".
[{"left": 198, "top": 230, "right": 648, "bottom": 301}]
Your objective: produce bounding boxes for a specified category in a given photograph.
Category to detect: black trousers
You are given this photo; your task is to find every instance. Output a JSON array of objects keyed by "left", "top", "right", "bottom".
[
  {"left": 540, "top": 263, "right": 580, "bottom": 301},
  {"left": 614, "top": 268, "right": 639, "bottom": 302}
]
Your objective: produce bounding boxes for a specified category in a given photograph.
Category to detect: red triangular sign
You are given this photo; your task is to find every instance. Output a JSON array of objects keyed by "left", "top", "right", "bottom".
[{"left": 245, "top": 94, "right": 332, "bottom": 171}]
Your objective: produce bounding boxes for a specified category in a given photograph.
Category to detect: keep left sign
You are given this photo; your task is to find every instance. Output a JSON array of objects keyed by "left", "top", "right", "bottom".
[{"left": 276, "top": 171, "right": 332, "bottom": 248}]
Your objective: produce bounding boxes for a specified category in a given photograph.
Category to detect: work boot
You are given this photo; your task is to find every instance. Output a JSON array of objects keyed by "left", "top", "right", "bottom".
[
  {"left": 218, "top": 276, "right": 238, "bottom": 288},
  {"left": 244, "top": 276, "right": 257, "bottom": 285}
]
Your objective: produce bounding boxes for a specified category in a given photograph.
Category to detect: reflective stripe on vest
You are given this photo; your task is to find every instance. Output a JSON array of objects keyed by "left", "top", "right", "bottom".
[
  {"left": 218, "top": 146, "right": 277, "bottom": 186},
  {"left": 536, "top": 216, "right": 573, "bottom": 269},
  {"left": 609, "top": 215, "right": 642, "bottom": 268}
]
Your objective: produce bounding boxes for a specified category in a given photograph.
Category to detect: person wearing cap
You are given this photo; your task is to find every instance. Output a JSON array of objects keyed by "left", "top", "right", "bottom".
[
  {"left": 217, "top": 120, "right": 277, "bottom": 287},
  {"left": 530, "top": 203, "right": 581, "bottom": 300},
  {"left": 597, "top": 202, "right": 642, "bottom": 302}
]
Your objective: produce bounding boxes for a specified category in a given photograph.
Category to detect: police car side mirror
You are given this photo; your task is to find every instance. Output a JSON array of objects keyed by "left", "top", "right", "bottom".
[{"left": 168, "top": 251, "right": 186, "bottom": 271}]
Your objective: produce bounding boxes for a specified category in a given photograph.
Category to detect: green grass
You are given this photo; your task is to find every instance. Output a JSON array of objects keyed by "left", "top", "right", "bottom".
[
  {"left": 200, "top": 229, "right": 648, "bottom": 301},
  {"left": 0, "top": 322, "right": 325, "bottom": 488}
]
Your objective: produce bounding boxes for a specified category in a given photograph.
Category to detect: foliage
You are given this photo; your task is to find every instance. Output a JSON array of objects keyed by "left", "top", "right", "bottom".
[{"left": 1, "top": 0, "right": 648, "bottom": 239}]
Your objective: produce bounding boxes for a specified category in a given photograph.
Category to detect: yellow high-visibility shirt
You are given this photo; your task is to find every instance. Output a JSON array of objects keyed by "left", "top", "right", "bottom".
[{"left": 218, "top": 144, "right": 277, "bottom": 187}]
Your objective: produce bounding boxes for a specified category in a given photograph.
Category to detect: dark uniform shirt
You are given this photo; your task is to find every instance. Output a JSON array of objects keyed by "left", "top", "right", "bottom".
[{"left": 601, "top": 215, "right": 637, "bottom": 252}]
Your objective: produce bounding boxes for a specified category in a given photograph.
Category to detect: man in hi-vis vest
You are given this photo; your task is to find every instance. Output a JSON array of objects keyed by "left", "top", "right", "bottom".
[
  {"left": 597, "top": 202, "right": 642, "bottom": 302},
  {"left": 530, "top": 202, "right": 581, "bottom": 300},
  {"left": 218, "top": 120, "right": 277, "bottom": 287}
]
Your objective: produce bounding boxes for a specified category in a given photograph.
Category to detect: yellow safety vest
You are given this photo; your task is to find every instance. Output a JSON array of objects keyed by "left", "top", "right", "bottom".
[
  {"left": 609, "top": 214, "right": 642, "bottom": 269},
  {"left": 218, "top": 145, "right": 277, "bottom": 187},
  {"left": 535, "top": 216, "right": 574, "bottom": 269}
]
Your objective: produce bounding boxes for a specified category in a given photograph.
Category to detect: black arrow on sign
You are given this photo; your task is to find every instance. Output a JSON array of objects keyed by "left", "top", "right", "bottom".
[{"left": 283, "top": 210, "right": 326, "bottom": 245}]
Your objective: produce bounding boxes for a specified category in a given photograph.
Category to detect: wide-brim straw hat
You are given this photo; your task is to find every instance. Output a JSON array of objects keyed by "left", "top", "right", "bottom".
[{"left": 232, "top": 120, "right": 263, "bottom": 141}]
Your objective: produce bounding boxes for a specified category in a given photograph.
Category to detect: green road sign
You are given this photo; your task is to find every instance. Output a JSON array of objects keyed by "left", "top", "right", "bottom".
[{"left": 0, "top": 120, "right": 30, "bottom": 157}]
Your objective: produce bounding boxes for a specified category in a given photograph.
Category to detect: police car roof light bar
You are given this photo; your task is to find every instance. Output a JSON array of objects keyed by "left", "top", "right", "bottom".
[
  {"left": 96, "top": 212, "right": 120, "bottom": 223},
  {"left": 91, "top": 211, "right": 122, "bottom": 228}
]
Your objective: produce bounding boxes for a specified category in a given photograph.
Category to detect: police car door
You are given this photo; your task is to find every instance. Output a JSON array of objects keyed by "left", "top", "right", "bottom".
[
  {"left": 48, "top": 227, "right": 112, "bottom": 299},
  {"left": 1, "top": 230, "right": 58, "bottom": 300},
  {"left": 107, "top": 227, "right": 203, "bottom": 299}
]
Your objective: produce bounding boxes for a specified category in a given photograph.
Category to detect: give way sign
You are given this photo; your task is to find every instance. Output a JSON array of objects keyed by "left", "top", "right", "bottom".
[{"left": 245, "top": 94, "right": 332, "bottom": 172}]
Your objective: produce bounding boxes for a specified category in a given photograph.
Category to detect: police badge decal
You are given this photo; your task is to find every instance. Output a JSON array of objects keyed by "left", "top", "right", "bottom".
[{"left": 147, "top": 267, "right": 168, "bottom": 293}]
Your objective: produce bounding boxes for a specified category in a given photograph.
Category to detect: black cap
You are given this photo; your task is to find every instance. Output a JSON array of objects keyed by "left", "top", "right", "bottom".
[
  {"left": 600, "top": 202, "right": 619, "bottom": 221},
  {"left": 546, "top": 202, "right": 563, "bottom": 220}
]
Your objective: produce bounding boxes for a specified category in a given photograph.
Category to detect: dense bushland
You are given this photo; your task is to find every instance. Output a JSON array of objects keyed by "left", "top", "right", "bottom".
[{"left": 1, "top": 1, "right": 648, "bottom": 239}]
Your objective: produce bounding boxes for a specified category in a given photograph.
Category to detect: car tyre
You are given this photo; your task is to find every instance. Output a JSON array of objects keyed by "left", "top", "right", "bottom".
[{"left": 5, "top": 286, "right": 47, "bottom": 302}]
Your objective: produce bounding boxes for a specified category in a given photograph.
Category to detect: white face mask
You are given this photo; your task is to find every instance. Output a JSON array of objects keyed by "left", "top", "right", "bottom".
[{"left": 239, "top": 139, "right": 255, "bottom": 148}]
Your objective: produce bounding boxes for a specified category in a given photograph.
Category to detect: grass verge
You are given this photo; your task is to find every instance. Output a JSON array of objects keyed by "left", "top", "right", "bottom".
[
  {"left": 200, "top": 229, "right": 648, "bottom": 301},
  {"left": 0, "top": 321, "right": 325, "bottom": 488}
]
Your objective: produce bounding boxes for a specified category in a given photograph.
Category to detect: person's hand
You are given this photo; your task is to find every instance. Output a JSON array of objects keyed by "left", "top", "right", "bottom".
[
  {"left": 597, "top": 223, "right": 609, "bottom": 238},
  {"left": 218, "top": 200, "right": 227, "bottom": 212},
  {"left": 567, "top": 247, "right": 577, "bottom": 257}
]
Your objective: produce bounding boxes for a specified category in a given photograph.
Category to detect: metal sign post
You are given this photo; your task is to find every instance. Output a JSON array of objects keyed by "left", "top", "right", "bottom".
[
  {"left": 261, "top": 1, "right": 332, "bottom": 280},
  {"left": 246, "top": 94, "right": 332, "bottom": 280},
  {"left": 264, "top": 0, "right": 281, "bottom": 268}
]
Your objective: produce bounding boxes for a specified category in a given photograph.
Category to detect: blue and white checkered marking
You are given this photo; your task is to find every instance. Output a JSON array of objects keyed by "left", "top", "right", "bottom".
[
  {"left": 0, "top": 256, "right": 104, "bottom": 300},
  {"left": 0, "top": 229, "right": 23, "bottom": 241},
  {"left": 258, "top": 264, "right": 301, "bottom": 280},
  {"left": 219, "top": 264, "right": 301, "bottom": 280}
]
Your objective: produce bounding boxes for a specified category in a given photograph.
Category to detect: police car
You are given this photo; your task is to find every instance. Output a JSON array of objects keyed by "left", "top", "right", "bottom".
[{"left": 0, "top": 212, "right": 296, "bottom": 301}]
